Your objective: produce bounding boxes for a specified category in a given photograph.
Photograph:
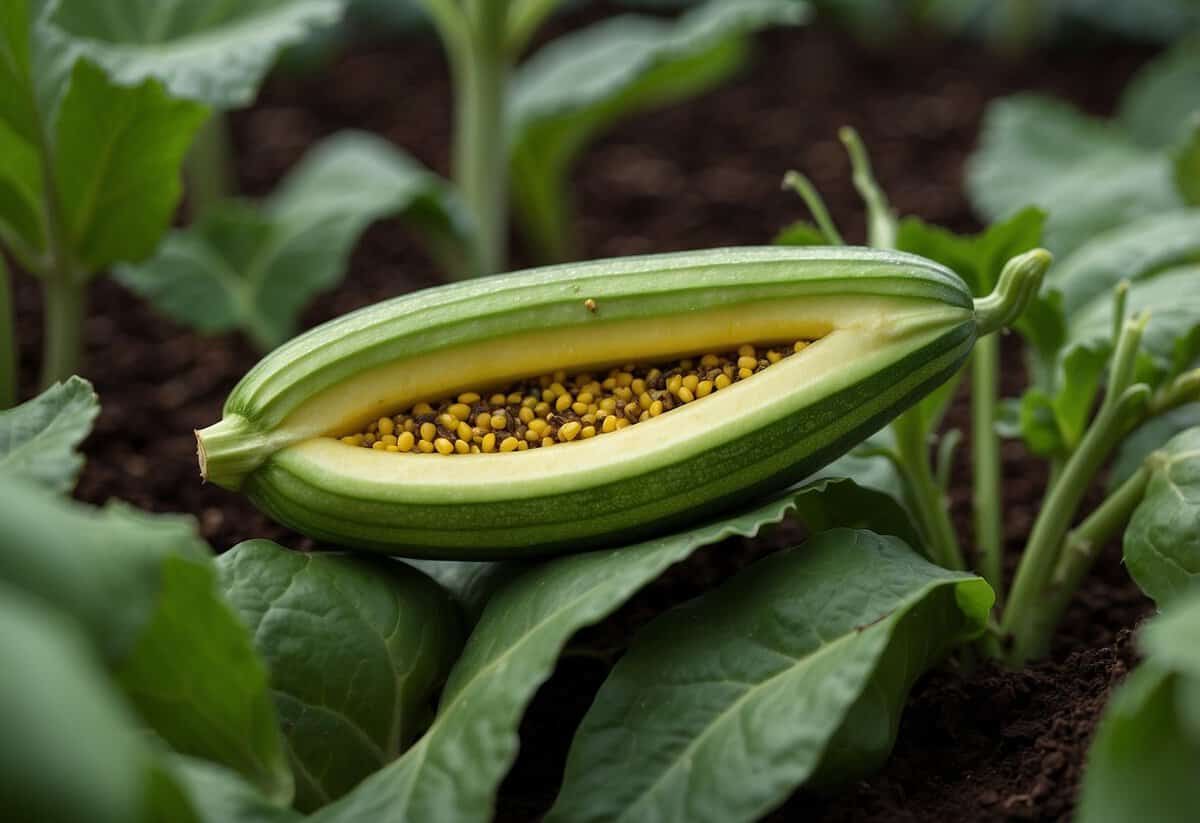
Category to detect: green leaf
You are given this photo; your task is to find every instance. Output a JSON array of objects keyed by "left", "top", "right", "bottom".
[
  {"left": 547, "top": 530, "right": 991, "bottom": 823},
  {"left": 1174, "top": 118, "right": 1200, "bottom": 205},
  {"left": 772, "top": 220, "right": 827, "bottom": 246},
  {"left": 0, "top": 475, "right": 292, "bottom": 802},
  {"left": 54, "top": 59, "right": 209, "bottom": 270},
  {"left": 1047, "top": 209, "right": 1200, "bottom": 316},
  {"left": 1077, "top": 591, "right": 1200, "bottom": 823},
  {"left": 171, "top": 759, "right": 303, "bottom": 823},
  {"left": 966, "top": 94, "right": 1182, "bottom": 257},
  {"left": 1110, "top": 403, "right": 1200, "bottom": 490},
  {"left": 509, "top": 0, "right": 807, "bottom": 262},
  {"left": 402, "top": 559, "right": 526, "bottom": 626},
  {"left": 309, "top": 491, "right": 809, "bottom": 823},
  {"left": 896, "top": 207, "right": 1045, "bottom": 296},
  {"left": 790, "top": 476, "right": 922, "bottom": 548},
  {"left": 0, "top": 584, "right": 200, "bottom": 823},
  {"left": 0, "top": 375, "right": 97, "bottom": 493},
  {"left": 1124, "top": 426, "right": 1200, "bottom": 606},
  {"left": 1117, "top": 36, "right": 1200, "bottom": 149},
  {"left": 217, "top": 540, "right": 465, "bottom": 812},
  {"left": 48, "top": 0, "right": 347, "bottom": 109},
  {"left": 116, "top": 131, "right": 471, "bottom": 349}
]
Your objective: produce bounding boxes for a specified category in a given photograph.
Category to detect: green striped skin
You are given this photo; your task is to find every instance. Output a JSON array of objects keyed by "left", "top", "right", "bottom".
[{"left": 201, "top": 246, "right": 976, "bottom": 559}]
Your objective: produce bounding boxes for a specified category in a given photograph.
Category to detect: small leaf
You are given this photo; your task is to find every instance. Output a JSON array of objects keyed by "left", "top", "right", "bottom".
[
  {"left": 773, "top": 220, "right": 827, "bottom": 246},
  {"left": 1110, "top": 403, "right": 1200, "bottom": 490},
  {"left": 509, "top": 0, "right": 807, "bottom": 262},
  {"left": 1077, "top": 591, "right": 1200, "bottom": 823},
  {"left": 0, "top": 475, "right": 292, "bottom": 802},
  {"left": 0, "top": 584, "right": 200, "bottom": 823},
  {"left": 309, "top": 491, "right": 809, "bottom": 823},
  {"left": 218, "top": 540, "right": 465, "bottom": 812},
  {"left": 171, "top": 758, "right": 304, "bottom": 823},
  {"left": 48, "top": 0, "right": 347, "bottom": 109},
  {"left": 0, "top": 375, "right": 97, "bottom": 493},
  {"left": 966, "top": 94, "right": 1182, "bottom": 256},
  {"left": 1117, "top": 36, "right": 1200, "bottom": 149},
  {"left": 790, "top": 476, "right": 923, "bottom": 549},
  {"left": 54, "top": 59, "right": 209, "bottom": 270},
  {"left": 1124, "top": 426, "right": 1200, "bottom": 606},
  {"left": 547, "top": 530, "right": 991, "bottom": 823},
  {"left": 117, "top": 131, "right": 471, "bottom": 348}
]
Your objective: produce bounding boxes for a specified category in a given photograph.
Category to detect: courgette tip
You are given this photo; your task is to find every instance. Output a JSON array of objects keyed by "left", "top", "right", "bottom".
[{"left": 973, "top": 248, "right": 1052, "bottom": 337}]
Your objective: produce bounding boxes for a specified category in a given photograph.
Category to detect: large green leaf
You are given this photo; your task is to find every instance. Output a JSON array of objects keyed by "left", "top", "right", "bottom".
[
  {"left": 1124, "top": 426, "right": 1200, "bottom": 606},
  {"left": 1117, "top": 36, "right": 1200, "bottom": 149},
  {"left": 966, "top": 95, "right": 1182, "bottom": 257},
  {"left": 0, "top": 584, "right": 200, "bottom": 823},
  {"left": 116, "top": 131, "right": 471, "bottom": 348},
  {"left": 0, "top": 375, "right": 97, "bottom": 493},
  {"left": 218, "top": 540, "right": 465, "bottom": 812},
  {"left": 48, "top": 0, "right": 346, "bottom": 109},
  {"left": 547, "top": 529, "right": 991, "bottom": 823},
  {"left": 1076, "top": 591, "right": 1200, "bottom": 823},
  {"left": 509, "top": 0, "right": 807, "bottom": 262},
  {"left": 309, "top": 491, "right": 809, "bottom": 823},
  {"left": 1110, "top": 403, "right": 1200, "bottom": 490},
  {"left": 0, "top": 475, "right": 292, "bottom": 801}
]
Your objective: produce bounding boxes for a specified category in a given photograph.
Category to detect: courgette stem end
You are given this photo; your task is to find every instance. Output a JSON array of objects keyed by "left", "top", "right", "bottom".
[
  {"left": 196, "top": 415, "right": 276, "bottom": 491},
  {"left": 972, "top": 248, "right": 1052, "bottom": 337}
]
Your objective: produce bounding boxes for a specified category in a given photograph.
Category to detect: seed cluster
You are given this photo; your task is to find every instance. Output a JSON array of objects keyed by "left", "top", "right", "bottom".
[{"left": 341, "top": 341, "right": 812, "bottom": 454}]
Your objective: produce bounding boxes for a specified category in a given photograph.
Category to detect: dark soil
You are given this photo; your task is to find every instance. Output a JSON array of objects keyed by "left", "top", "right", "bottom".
[{"left": 12, "top": 8, "right": 1158, "bottom": 822}]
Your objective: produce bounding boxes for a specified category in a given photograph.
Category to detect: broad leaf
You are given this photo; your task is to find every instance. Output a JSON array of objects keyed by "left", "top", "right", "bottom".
[
  {"left": 1124, "top": 426, "right": 1200, "bottom": 606},
  {"left": 218, "top": 540, "right": 465, "bottom": 812},
  {"left": 0, "top": 475, "right": 292, "bottom": 802},
  {"left": 509, "top": 0, "right": 807, "bottom": 261},
  {"left": 0, "top": 584, "right": 200, "bottom": 823},
  {"left": 0, "top": 375, "right": 97, "bottom": 492},
  {"left": 48, "top": 0, "right": 347, "bottom": 109},
  {"left": 402, "top": 559, "right": 526, "bottom": 626},
  {"left": 1110, "top": 403, "right": 1200, "bottom": 490},
  {"left": 171, "top": 759, "right": 303, "bottom": 823},
  {"left": 309, "top": 491, "right": 809, "bottom": 823},
  {"left": 1077, "top": 591, "right": 1200, "bottom": 823},
  {"left": 966, "top": 95, "right": 1182, "bottom": 257},
  {"left": 789, "top": 476, "right": 922, "bottom": 548},
  {"left": 547, "top": 529, "right": 991, "bottom": 823},
  {"left": 116, "top": 131, "right": 471, "bottom": 349},
  {"left": 1117, "top": 36, "right": 1200, "bottom": 149}
]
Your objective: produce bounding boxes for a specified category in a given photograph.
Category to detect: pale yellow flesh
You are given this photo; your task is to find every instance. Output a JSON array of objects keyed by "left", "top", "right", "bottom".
[{"left": 275, "top": 295, "right": 969, "bottom": 504}]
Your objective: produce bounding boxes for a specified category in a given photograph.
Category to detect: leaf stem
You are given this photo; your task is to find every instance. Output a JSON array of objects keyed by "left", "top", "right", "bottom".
[
  {"left": 1002, "top": 314, "right": 1151, "bottom": 664},
  {"left": 971, "top": 334, "right": 1004, "bottom": 601},
  {"left": 186, "top": 112, "right": 235, "bottom": 219},
  {"left": 781, "top": 171, "right": 844, "bottom": 245},
  {"left": 892, "top": 412, "right": 967, "bottom": 571},
  {"left": 839, "top": 126, "right": 896, "bottom": 249},
  {"left": 0, "top": 254, "right": 16, "bottom": 408},
  {"left": 39, "top": 273, "right": 85, "bottom": 390}
]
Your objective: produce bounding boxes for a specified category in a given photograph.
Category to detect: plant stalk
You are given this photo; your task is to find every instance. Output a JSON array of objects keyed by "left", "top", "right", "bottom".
[
  {"left": 39, "top": 272, "right": 85, "bottom": 390},
  {"left": 186, "top": 112, "right": 235, "bottom": 219},
  {"left": 0, "top": 254, "right": 16, "bottom": 408},
  {"left": 971, "top": 334, "right": 1004, "bottom": 600},
  {"left": 451, "top": 5, "right": 510, "bottom": 275},
  {"left": 893, "top": 413, "right": 967, "bottom": 571}
]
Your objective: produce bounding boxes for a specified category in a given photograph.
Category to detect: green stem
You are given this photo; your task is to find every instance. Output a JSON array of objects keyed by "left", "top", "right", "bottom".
[
  {"left": 893, "top": 412, "right": 967, "bottom": 571},
  {"left": 0, "top": 255, "right": 16, "bottom": 408},
  {"left": 1002, "top": 384, "right": 1149, "bottom": 664},
  {"left": 186, "top": 112, "right": 235, "bottom": 219},
  {"left": 1024, "top": 460, "right": 1155, "bottom": 649},
  {"left": 39, "top": 273, "right": 85, "bottom": 389},
  {"left": 781, "top": 171, "right": 844, "bottom": 245},
  {"left": 838, "top": 126, "right": 896, "bottom": 249},
  {"left": 971, "top": 335, "right": 1004, "bottom": 601},
  {"left": 451, "top": 4, "right": 511, "bottom": 275}
]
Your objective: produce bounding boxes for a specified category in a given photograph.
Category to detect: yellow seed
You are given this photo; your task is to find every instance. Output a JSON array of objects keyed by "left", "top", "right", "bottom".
[
  {"left": 667, "top": 374, "right": 682, "bottom": 394},
  {"left": 631, "top": 378, "right": 646, "bottom": 396},
  {"left": 600, "top": 397, "right": 617, "bottom": 412},
  {"left": 386, "top": 445, "right": 399, "bottom": 452},
  {"left": 380, "top": 434, "right": 397, "bottom": 447},
  {"left": 700, "top": 354, "right": 720, "bottom": 368},
  {"left": 738, "top": 344, "right": 756, "bottom": 358},
  {"left": 715, "top": 374, "right": 732, "bottom": 389},
  {"left": 453, "top": 439, "right": 469, "bottom": 454},
  {"left": 553, "top": 369, "right": 567, "bottom": 384},
  {"left": 437, "top": 413, "right": 457, "bottom": 429},
  {"left": 397, "top": 431, "right": 415, "bottom": 452},
  {"left": 682, "top": 374, "right": 699, "bottom": 392},
  {"left": 581, "top": 425, "right": 597, "bottom": 438},
  {"left": 500, "top": 436, "right": 519, "bottom": 453},
  {"left": 559, "top": 421, "right": 582, "bottom": 441},
  {"left": 738, "top": 367, "right": 754, "bottom": 379},
  {"left": 549, "top": 382, "right": 566, "bottom": 397},
  {"left": 525, "top": 429, "right": 539, "bottom": 443},
  {"left": 457, "top": 421, "right": 473, "bottom": 441},
  {"left": 576, "top": 391, "right": 594, "bottom": 405},
  {"left": 489, "top": 393, "right": 507, "bottom": 406},
  {"left": 602, "top": 377, "right": 617, "bottom": 390},
  {"left": 420, "top": 422, "right": 437, "bottom": 442},
  {"left": 649, "top": 400, "right": 664, "bottom": 416},
  {"left": 519, "top": 406, "right": 535, "bottom": 424},
  {"left": 542, "top": 436, "right": 556, "bottom": 448},
  {"left": 638, "top": 391, "right": 653, "bottom": 409},
  {"left": 491, "top": 411, "right": 508, "bottom": 431},
  {"left": 571, "top": 401, "right": 589, "bottom": 415},
  {"left": 794, "top": 340, "right": 809, "bottom": 353},
  {"left": 696, "top": 380, "right": 713, "bottom": 398},
  {"left": 625, "top": 402, "right": 641, "bottom": 418},
  {"left": 615, "top": 386, "right": 633, "bottom": 401},
  {"left": 767, "top": 350, "right": 782, "bottom": 364},
  {"left": 457, "top": 392, "right": 480, "bottom": 404},
  {"left": 517, "top": 440, "right": 529, "bottom": 450},
  {"left": 507, "top": 392, "right": 523, "bottom": 405},
  {"left": 535, "top": 402, "right": 551, "bottom": 417},
  {"left": 363, "top": 433, "right": 376, "bottom": 446},
  {"left": 482, "top": 432, "right": 497, "bottom": 452},
  {"left": 476, "top": 412, "right": 492, "bottom": 431},
  {"left": 434, "top": 437, "right": 454, "bottom": 455},
  {"left": 555, "top": 393, "right": 573, "bottom": 413},
  {"left": 529, "top": 419, "right": 549, "bottom": 435},
  {"left": 602, "top": 415, "right": 618, "bottom": 433},
  {"left": 448, "top": 403, "right": 471, "bottom": 420},
  {"left": 616, "top": 372, "right": 633, "bottom": 387},
  {"left": 372, "top": 441, "right": 386, "bottom": 450},
  {"left": 413, "top": 402, "right": 434, "bottom": 416},
  {"left": 582, "top": 413, "right": 597, "bottom": 424},
  {"left": 471, "top": 445, "right": 481, "bottom": 453},
  {"left": 367, "top": 421, "right": 378, "bottom": 433},
  {"left": 340, "top": 435, "right": 360, "bottom": 446},
  {"left": 403, "top": 419, "right": 416, "bottom": 433},
  {"left": 678, "top": 386, "right": 695, "bottom": 403},
  {"left": 377, "top": 417, "right": 395, "bottom": 436},
  {"left": 737, "top": 355, "right": 757, "bottom": 370},
  {"left": 418, "top": 440, "right": 434, "bottom": 453},
  {"left": 615, "top": 418, "right": 631, "bottom": 429}
]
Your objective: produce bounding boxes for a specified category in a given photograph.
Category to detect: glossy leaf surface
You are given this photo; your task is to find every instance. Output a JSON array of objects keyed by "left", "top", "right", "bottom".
[{"left": 0, "top": 376, "right": 97, "bottom": 492}]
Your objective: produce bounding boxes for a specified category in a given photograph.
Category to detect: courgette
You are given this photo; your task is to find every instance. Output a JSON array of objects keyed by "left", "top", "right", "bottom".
[{"left": 198, "top": 246, "right": 1046, "bottom": 558}]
